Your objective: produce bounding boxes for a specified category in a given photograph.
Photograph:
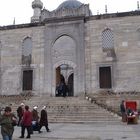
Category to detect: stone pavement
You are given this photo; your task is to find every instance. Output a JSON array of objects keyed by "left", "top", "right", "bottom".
[{"left": 0, "top": 121, "right": 140, "bottom": 140}]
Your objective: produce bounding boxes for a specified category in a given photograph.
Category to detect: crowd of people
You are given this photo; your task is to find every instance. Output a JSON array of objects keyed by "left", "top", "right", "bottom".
[{"left": 0, "top": 103, "right": 50, "bottom": 140}]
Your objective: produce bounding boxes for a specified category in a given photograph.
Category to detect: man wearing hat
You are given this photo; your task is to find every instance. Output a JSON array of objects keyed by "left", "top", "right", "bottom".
[
  {"left": 31, "top": 106, "right": 41, "bottom": 133},
  {"left": 39, "top": 106, "right": 50, "bottom": 132}
]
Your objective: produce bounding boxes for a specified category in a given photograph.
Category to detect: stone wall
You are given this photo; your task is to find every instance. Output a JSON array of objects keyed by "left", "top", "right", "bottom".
[
  {"left": 85, "top": 15, "right": 140, "bottom": 94},
  {"left": 1, "top": 12, "right": 140, "bottom": 95},
  {"left": 0, "top": 26, "right": 45, "bottom": 95}
]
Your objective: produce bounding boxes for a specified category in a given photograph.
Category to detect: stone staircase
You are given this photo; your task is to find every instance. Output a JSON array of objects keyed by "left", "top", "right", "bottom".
[
  {"left": 20, "top": 95, "right": 120, "bottom": 123},
  {"left": 87, "top": 91, "right": 140, "bottom": 116}
]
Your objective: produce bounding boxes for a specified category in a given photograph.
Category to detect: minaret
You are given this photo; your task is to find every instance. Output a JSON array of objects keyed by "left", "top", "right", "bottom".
[
  {"left": 137, "top": 1, "right": 140, "bottom": 10},
  {"left": 31, "top": 0, "right": 43, "bottom": 23},
  {"left": 13, "top": 17, "right": 15, "bottom": 25},
  {"left": 105, "top": 5, "right": 108, "bottom": 14}
]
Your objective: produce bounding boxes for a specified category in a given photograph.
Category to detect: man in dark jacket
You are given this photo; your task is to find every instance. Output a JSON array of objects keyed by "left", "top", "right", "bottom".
[
  {"left": 39, "top": 106, "right": 50, "bottom": 132},
  {"left": 31, "top": 106, "right": 41, "bottom": 133}
]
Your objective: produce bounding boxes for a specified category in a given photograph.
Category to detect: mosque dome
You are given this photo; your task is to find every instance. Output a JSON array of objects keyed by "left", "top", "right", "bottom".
[{"left": 56, "top": 0, "right": 83, "bottom": 10}]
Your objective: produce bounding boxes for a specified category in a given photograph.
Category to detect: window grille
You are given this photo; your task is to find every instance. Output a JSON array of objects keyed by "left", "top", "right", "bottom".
[{"left": 102, "top": 28, "right": 114, "bottom": 51}]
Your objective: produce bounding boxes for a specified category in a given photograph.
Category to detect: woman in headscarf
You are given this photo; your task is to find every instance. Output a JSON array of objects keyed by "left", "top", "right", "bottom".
[{"left": 0, "top": 106, "right": 17, "bottom": 140}]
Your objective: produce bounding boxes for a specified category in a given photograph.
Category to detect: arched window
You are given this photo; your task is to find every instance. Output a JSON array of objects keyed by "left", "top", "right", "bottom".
[
  {"left": 102, "top": 28, "right": 115, "bottom": 57},
  {"left": 22, "top": 37, "right": 32, "bottom": 66},
  {"left": 102, "top": 28, "right": 114, "bottom": 50}
]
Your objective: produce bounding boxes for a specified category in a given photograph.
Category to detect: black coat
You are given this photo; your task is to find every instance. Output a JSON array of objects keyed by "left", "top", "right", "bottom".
[
  {"left": 39, "top": 109, "right": 48, "bottom": 126},
  {"left": 120, "top": 103, "right": 125, "bottom": 113},
  {"left": 17, "top": 106, "right": 24, "bottom": 118}
]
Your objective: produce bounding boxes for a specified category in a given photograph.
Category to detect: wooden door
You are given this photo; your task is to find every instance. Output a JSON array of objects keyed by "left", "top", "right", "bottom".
[
  {"left": 99, "top": 66, "right": 112, "bottom": 88},
  {"left": 22, "top": 70, "right": 33, "bottom": 90}
]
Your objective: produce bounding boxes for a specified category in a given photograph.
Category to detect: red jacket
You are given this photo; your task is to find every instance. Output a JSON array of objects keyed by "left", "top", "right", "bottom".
[{"left": 22, "top": 111, "right": 32, "bottom": 126}]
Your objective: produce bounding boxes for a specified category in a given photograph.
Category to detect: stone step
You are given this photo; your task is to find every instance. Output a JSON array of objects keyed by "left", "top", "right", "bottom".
[
  {"left": 11, "top": 95, "right": 120, "bottom": 123},
  {"left": 48, "top": 114, "right": 117, "bottom": 118},
  {"left": 48, "top": 116, "right": 119, "bottom": 121},
  {"left": 48, "top": 119, "right": 120, "bottom": 123}
]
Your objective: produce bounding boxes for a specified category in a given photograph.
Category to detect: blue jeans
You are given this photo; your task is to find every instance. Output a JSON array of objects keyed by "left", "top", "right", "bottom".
[{"left": 2, "top": 135, "right": 12, "bottom": 140}]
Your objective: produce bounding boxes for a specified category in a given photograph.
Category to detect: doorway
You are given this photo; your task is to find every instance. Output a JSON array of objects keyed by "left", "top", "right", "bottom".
[
  {"left": 55, "top": 64, "right": 74, "bottom": 97},
  {"left": 99, "top": 66, "right": 112, "bottom": 88}
]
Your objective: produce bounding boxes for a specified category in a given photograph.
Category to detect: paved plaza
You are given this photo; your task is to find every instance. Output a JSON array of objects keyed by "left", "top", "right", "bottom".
[{"left": 0, "top": 121, "right": 140, "bottom": 140}]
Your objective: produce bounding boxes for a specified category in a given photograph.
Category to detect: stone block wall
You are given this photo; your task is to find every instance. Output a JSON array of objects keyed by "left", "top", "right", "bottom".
[
  {"left": 0, "top": 26, "right": 45, "bottom": 95},
  {"left": 85, "top": 15, "right": 140, "bottom": 94}
]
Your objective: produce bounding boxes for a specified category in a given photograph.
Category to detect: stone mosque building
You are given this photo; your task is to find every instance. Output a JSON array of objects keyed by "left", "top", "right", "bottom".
[{"left": 0, "top": 0, "right": 140, "bottom": 96}]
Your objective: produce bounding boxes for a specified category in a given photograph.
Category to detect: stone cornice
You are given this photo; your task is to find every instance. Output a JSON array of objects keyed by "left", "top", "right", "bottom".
[
  {"left": 1, "top": 10, "right": 140, "bottom": 30},
  {"left": 85, "top": 10, "right": 140, "bottom": 21},
  {"left": 42, "top": 15, "right": 85, "bottom": 24},
  {"left": 0, "top": 22, "right": 44, "bottom": 31}
]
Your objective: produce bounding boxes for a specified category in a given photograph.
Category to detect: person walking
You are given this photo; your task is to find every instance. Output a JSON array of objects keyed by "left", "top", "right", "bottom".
[
  {"left": 0, "top": 106, "right": 17, "bottom": 140},
  {"left": 19, "top": 105, "right": 32, "bottom": 139},
  {"left": 31, "top": 106, "right": 41, "bottom": 133},
  {"left": 17, "top": 103, "right": 24, "bottom": 126},
  {"left": 39, "top": 106, "right": 50, "bottom": 132}
]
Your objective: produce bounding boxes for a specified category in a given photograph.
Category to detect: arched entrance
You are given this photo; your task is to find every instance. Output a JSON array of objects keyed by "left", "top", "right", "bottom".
[
  {"left": 55, "top": 64, "right": 74, "bottom": 97},
  {"left": 50, "top": 34, "right": 85, "bottom": 96}
]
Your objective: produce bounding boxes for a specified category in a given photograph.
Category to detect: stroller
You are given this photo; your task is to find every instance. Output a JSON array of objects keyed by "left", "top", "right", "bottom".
[{"left": 32, "top": 121, "right": 40, "bottom": 132}]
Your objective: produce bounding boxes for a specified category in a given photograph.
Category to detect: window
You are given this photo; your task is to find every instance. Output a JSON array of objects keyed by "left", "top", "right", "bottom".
[
  {"left": 102, "top": 28, "right": 115, "bottom": 58},
  {"left": 102, "top": 28, "right": 114, "bottom": 51},
  {"left": 22, "top": 37, "right": 32, "bottom": 66}
]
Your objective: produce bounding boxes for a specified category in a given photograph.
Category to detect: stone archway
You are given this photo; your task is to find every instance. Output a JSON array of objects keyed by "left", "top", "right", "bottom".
[
  {"left": 53, "top": 60, "right": 76, "bottom": 96},
  {"left": 55, "top": 63, "right": 74, "bottom": 97},
  {"left": 50, "top": 34, "right": 85, "bottom": 96}
]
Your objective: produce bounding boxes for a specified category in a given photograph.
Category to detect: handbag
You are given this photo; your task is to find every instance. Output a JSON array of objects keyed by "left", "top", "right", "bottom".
[
  {"left": 12, "top": 120, "right": 17, "bottom": 126},
  {"left": 11, "top": 115, "right": 17, "bottom": 126}
]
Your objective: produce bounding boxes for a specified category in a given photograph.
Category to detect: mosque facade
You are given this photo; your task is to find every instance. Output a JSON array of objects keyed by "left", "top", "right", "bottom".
[{"left": 0, "top": 0, "right": 140, "bottom": 96}]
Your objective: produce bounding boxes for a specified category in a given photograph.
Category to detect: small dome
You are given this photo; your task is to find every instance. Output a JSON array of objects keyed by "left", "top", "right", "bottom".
[
  {"left": 32, "top": 0, "right": 43, "bottom": 9},
  {"left": 56, "top": 0, "right": 83, "bottom": 10}
]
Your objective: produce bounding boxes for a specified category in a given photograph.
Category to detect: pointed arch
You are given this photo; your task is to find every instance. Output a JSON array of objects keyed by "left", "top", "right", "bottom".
[
  {"left": 54, "top": 60, "right": 77, "bottom": 69},
  {"left": 52, "top": 35, "right": 77, "bottom": 63},
  {"left": 22, "top": 37, "right": 32, "bottom": 66},
  {"left": 102, "top": 28, "right": 114, "bottom": 51},
  {"left": 52, "top": 33, "right": 77, "bottom": 47},
  {"left": 102, "top": 28, "right": 116, "bottom": 58},
  {"left": 54, "top": 61, "right": 75, "bottom": 97}
]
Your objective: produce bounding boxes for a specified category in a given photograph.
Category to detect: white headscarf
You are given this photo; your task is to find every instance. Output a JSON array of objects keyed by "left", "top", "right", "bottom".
[
  {"left": 20, "top": 103, "right": 24, "bottom": 106},
  {"left": 33, "top": 106, "right": 38, "bottom": 110},
  {"left": 42, "top": 106, "right": 46, "bottom": 110}
]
